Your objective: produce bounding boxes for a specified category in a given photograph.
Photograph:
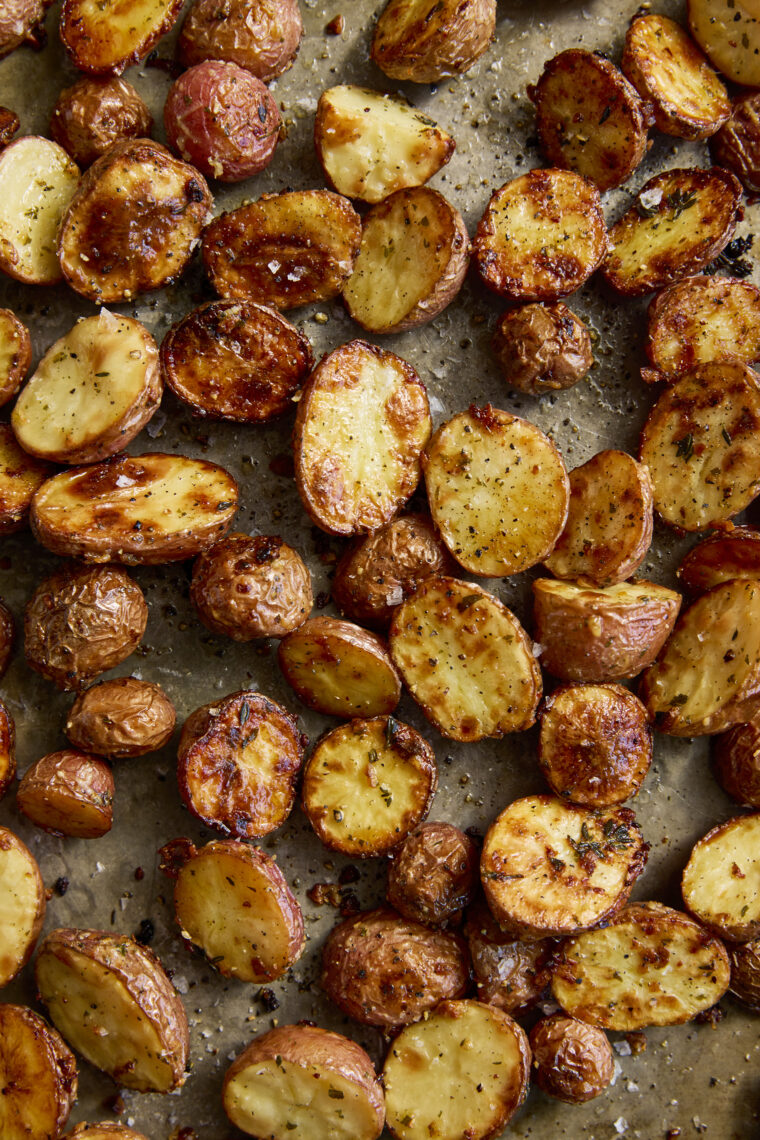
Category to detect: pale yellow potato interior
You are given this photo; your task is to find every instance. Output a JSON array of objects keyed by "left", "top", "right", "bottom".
[
  {"left": 630, "top": 16, "right": 728, "bottom": 121},
  {"left": 282, "top": 632, "right": 398, "bottom": 717},
  {"left": 0, "top": 842, "right": 41, "bottom": 985},
  {"left": 0, "top": 1009, "right": 66, "bottom": 1137},
  {"left": 0, "top": 312, "right": 24, "bottom": 385},
  {"left": 190, "top": 718, "right": 291, "bottom": 821},
  {"left": 0, "top": 138, "right": 78, "bottom": 284},
  {"left": 0, "top": 428, "right": 47, "bottom": 510},
  {"left": 65, "top": 0, "right": 178, "bottom": 69},
  {"left": 683, "top": 816, "right": 760, "bottom": 932}
]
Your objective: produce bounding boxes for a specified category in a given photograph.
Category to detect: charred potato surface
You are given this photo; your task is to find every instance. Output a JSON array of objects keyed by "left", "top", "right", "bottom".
[
  {"left": 50, "top": 76, "right": 153, "bottom": 166},
  {"left": 178, "top": 0, "right": 303, "bottom": 81},
  {"left": 65, "top": 677, "right": 176, "bottom": 758},
  {"left": 371, "top": 0, "right": 496, "bottom": 83},
  {"left": 0, "top": 423, "right": 52, "bottom": 535},
  {"left": 0, "top": 825, "right": 46, "bottom": 987},
  {"left": 682, "top": 814, "right": 760, "bottom": 941},
  {"left": 60, "top": 0, "right": 184, "bottom": 75},
  {"left": 529, "top": 1014, "right": 613, "bottom": 1104},
  {"left": 387, "top": 821, "right": 477, "bottom": 927},
  {"left": 0, "top": 136, "right": 79, "bottom": 286},
  {"left": 0, "top": 698, "right": 15, "bottom": 800},
  {"left": 0, "top": 307, "right": 31, "bottom": 406},
  {"left": 491, "top": 301, "right": 593, "bottom": 395},
  {"left": 711, "top": 93, "right": 760, "bottom": 194},
  {"left": 464, "top": 900, "right": 557, "bottom": 1014},
  {"left": 714, "top": 716, "right": 760, "bottom": 808},
  {"left": 17, "top": 749, "right": 114, "bottom": 838},
  {"left": 678, "top": 527, "right": 760, "bottom": 594},
  {"left": 0, "top": 1004, "right": 78, "bottom": 1140}
]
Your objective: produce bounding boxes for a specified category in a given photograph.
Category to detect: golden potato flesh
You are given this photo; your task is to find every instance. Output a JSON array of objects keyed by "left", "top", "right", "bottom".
[
  {"left": 0, "top": 137, "right": 79, "bottom": 286},
  {"left": 0, "top": 826, "right": 46, "bottom": 987},
  {"left": 689, "top": 0, "right": 760, "bottom": 87},
  {"left": 0, "top": 423, "right": 52, "bottom": 535},
  {"left": 0, "top": 1005, "right": 78, "bottom": 1140},
  {"left": 682, "top": 814, "right": 760, "bottom": 941},
  {"left": 60, "top": 0, "right": 184, "bottom": 74}
]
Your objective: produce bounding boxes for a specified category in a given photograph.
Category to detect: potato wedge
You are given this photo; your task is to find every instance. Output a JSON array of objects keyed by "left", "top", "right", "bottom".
[
  {"left": 552, "top": 901, "right": 730, "bottom": 1029},
  {"left": 0, "top": 307, "right": 31, "bottom": 406},
  {"left": 178, "top": 0, "right": 303, "bottom": 81},
  {"left": 160, "top": 300, "right": 313, "bottom": 422},
  {"left": 0, "top": 136, "right": 79, "bottom": 285},
  {"left": 529, "top": 1014, "right": 613, "bottom": 1104},
  {"left": 17, "top": 749, "right": 114, "bottom": 838},
  {"left": 0, "top": 698, "right": 15, "bottom": 800},
  {"left": 639, "top": 362, "right": 760, "bottom": 532},
  {"left": 202, "top": 189, "right": 361, "bottom": 310},
  {"left": 678, "top": 526, "right": 760, "bottom": 594},
  {"left": 529, "top": 49, "right": 650, "bottom": 191},
  {"left": 303, "top": 716, "right": 437, "bottom": 857},
  {"left": 59, "top": 139, "right": 212, "bottom": 304},
  {"left": 279, "top": 617, "right": 401, "bottom": 718},
  {"left": 0, "top": 0, "right": 49, "bottom": 58},
  {"left": 65, "top": 677, "right": 175, "bottom": 758},
  {"left": 713, "top": 716, "right": 760, "bottom": 808},
  {"left": 0, "top": 1005, "right": 77, "bottom": 1140},
  {"left": 0, "top": 596, "right": 12, "bottom": 678},
  {"left": 689, "top": 0, "right": 760, "bottom": 88},
  {"left": 60, "top": 0, "right": 184, "bottom": 75},
  {"left": 682, "top": 815, "right": 760, "bottom": 942},
  {"left": 491, "top": 301, "right": 593, "bottom": 395},
  {"left": 31, "top": 452, "right": 238, "bottom": 565},
  {"left": 13, "top": 311, "right": 161, "bottom": 465},
  {"left": 177, "top": 690, "right": 304, "bottom": 839},
  {"left": 533, "top": 577, "right": 682, "bottom": 683},
  {"left": 423, "top": 405, "right": 569, "bottom": 577},
  {"left": 50, "top": 76, "right": 153, "bottom": 168},
  {"left": 383, "top": 1000, "right": 529, "bottom": 1140},
  {"left": 622, "top": 14, "right": 730, "bottom": 140},
  {"left": 711, "top": 93, "right": 760, "bottom": 194},
  {"left": 389, "top": 576, "right": 541, "bottom": 741},
  {"left": 0, "top": 423, "right": 52, "bottom": 534},
  {"left": 223, "top": 1025, "right": 385, "bottom": 1140},
  {"left": 464, "top": 900, "right": 557, "bottom": 1014},
  {"left": 543, "top": 450, "right": 653, "bottom": 587},
  {"left": 293, "top": 340, "right": 430, "bottom": 536},
  {"left": 343, "top": 187, "right": 468, "bottom": 334},
  {"left": 35, "top": 928, "right": 189, "bottom": 1092},
  {"left": 0, "top": 826, "right": 45, "bottom": 986},
  {"left": 728, "top": 939, "right": 760, "bottom": 1011},
  {"left": 602, "top": 167, "right": 742, "bottom": 297},
  {"left": 387, "top": 822, "right": 477, "bottom": 928},
  {"left": 315, "top": 85, "right": 454, "bottom": 204},
  {"left": 371, "top": 0, "right": 496, "bottom": 83}
]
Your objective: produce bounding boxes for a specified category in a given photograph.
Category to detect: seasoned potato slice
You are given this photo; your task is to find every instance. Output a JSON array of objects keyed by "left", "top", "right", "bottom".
[
  {"left": 50, "top": 76, "right": 153, "bottom": 168},
  {"left": 203, "top": 189, "right": 361, "bottom": 310},
  {"left": 279, "top": 617, "right": 401, "bottom": 718},
  {"left": 371, "top": 0, "right": 496, "bottom": 83},
  {"left": 728, "top": 939, "right": 760, "bottom": 1011},
  {"left": 552, "top": 901, "right": 730, "bottom": 1029},
  {"left": 178, "top": 691, "right": 304, "bottom": 839},
  {"left": 0, "top": 423, "right": 52, "bottom": 534},
  {"left": 682, "top": 815, "right": 760, "bottom": 941},
  {"left": 160, "top": 300, "right": 313, "bottom": 422},
  {"left": 678, "top": 526, "right": 760, "bottom": 594},
  {"left": 473, "top": 169, "right": 608, "bottom": 302},
  {"left": 711, "top": 93, "right": 760, "bottom": 194},
  {"left": 387, "top": 822, "right": 477, "bottom": 928},
  {"left": 602, "top": 167, "right": 742, "bottom": 297},
  {"left": 383, "top": 1000, "right": 529, "bottom": 1140},
  {"left": 623, "top": 14, "right": 730, "bottom": 140},
  {"left": 315, "top": 86, "right": 454, "bottom": 204},
  {"left": 0, "top": 826, "right": 46, "bottom": 986},
  {"left": 481, "top": 796, "right": 647, "bottom": 940},
  {"left": 223, "top": 1025, "right": 385, "bottom": 1140},
  {"left": 178, "top": 0, "right": 302, "bottom": 81},
  {"left": 543, "top": 450, "right": 653, "bottom": 587},
  {"left": 423, "top": 405, "right": 569, "bottom": 577},
  {"left": 389, "top": 576, "right": 541, "bottom": 741},
  {"left": 0, "top": 698, "right": 15, "bottom": 800},
  {"left": 689, "top": 0, "right": 760, "bottom": 87},
  {"left": 641, "top": 579, "right": 760, "bottom": 736},
  {"left": 713, "top": 716, "right": 760, "bottom": 808},
  {"left": 59, "top": 139, "right": 212, "bottom": 304},
  {"left": 533, "top": 577, "right": 682, "bottom": 683},
  {"left": 66, "top": 677, "right": 175, "bottom": 759},
  {"left": 343, "top": 187, "right": 468, "bottom": 334},
  {"left": 464, "top": 900, "right": 557, "bottom": 1014},
  {"left": 302, "top": 716, "right": 437, "bottom": 857},
  {"left": 529, "top": 1014, "right": 613, "bottom": 1104},
  {"left": 0, "top": 137, "right": 79, "bottom": 285},
  {"left": 639, "top": 362, "right": 760, "bottom": 532},
  {"left": 529, "top": 50, "right": 650, "bottom": 191},
  {"left": 13, "top": 311, "right": 161, "bottom": 465},
  {"left": 0, "top": 1005, "right": 77, "bottom": 1140},
  {"left": 0, "top": 307, "right": 31, "bottom": 406},
  {"left": 294, "top": 340, "right": 430, "bottom": 536},
  {"left": 31, "top": 453, "right": 238, "bottom": 565},
  {"left": 60, "top": 0, "right": 184, "bottom": 74},
  {"left": 491, "top": 301, "right": 593, "bottom": 396},
  {"left": 35, "top": 928, "right": 189, "bottom": 1092},
  {"left": 17, "top": 749, "right": 114, "bottom": 838}
]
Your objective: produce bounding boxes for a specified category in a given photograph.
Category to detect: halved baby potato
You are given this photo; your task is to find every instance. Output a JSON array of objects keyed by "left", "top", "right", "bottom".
[
  {"left": 65, "top": 1127, "right": 149, "bottom": 1139},
  {"left": 713, "top": 715, "right": 760, "bottom": 808},
  {"left": 0, "top": 825, "right": 46, "bottom": 986},
  {"left": 0, "top": 136, "right": 79, "bottom": 285},
  {"left": 0, "top": 1004, "right": 77, "bottom": 1140},
  {"left": 678, "top": 526, "right": 760, "bottom": 594},
  {"left": 17, "top": 749, "right": 114, "bottom": 838},
  {"left": 0, "top": 698, "right": 15, "bottom": 800},
  {"left": 682, "top": 814, "right": 760, "bottom": 942},
  {"left": 60, "top": 0, "right": 184, "bottom": 74},
  {"left": 689, "top": 0, "right": 760, "bottom": 88},
  {"left": 371, "top": 0, "right": 496, "bottom": 83},
  {"left": 711, "top": 93, "right": 760, "bottom": 194},
  {"left": 0, "top": 423, "right": 52, "bottom": 534},
  {"left": 0, "top": 308, "right": 31, "bottom": 405},
  {"left": 13, "top": 311, "right": 161, "bottom": 464}
]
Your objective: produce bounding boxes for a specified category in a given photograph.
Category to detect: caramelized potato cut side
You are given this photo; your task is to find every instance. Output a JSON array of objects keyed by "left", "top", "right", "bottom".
[
  {"left": 473, "top": 169, "right": 608, "bottom": 302},
  {"left": 534, "top": 578, "right": 681, "bottom": 683},
  {"left": 0, "top": 698, "right": 15, "bottom": 799},
  {"left": 530, "top": 49, "right": 650, "bottom": 191},
  {"left": 203, "top": 190, "right": 361, "bottom": 310},
  {"left": 178, "top": 691, "right": 304, "bottom": 839},
  {"left": 294, "top": 340, "right": 430, "bottom": 535},
  {"left": 17, "top": 749, "right": 114, "bottom": 838},
  {"left": 639, "top": 362, "right": 760, "bottom": 531},
  {"left": 35, "top": 928, "right": 189, "bottom": 1092},
  {"left": 641, "top": 579, "right": 760, "bottom": 736},
  {"left": 303, "top": 716, "right": 437, "bottom": 857},
  {"left": 543, "top": 450, "right": 653, "bottom": 587},
  {"left": 529, "top": 1015, "right": 613, "bottom": 1104},
  {"left": 602, "top": 167, "right": 742, "bottom": 297},
  {"left": 689, "top": 0, "right": 760, "bottom": 87},
  {"left": 623, "top": 14, "right": 730, "bottom": 139},
  {"left": 728, "top": 940, "right": 760, "bottom": 1010},
  {"left": 0, "top": 423, "right": 52, "bottom": 534},
  {"left": 390, "top": 576, "right": 541, "bottom": 741},
  {"left": 711, "top": 94, "right": 760, "bottom": 194},
  {"left": 423, "top": 405, "right": 569, "bottom": 577},
  {"left": 464, "top": 901, "right": 557, "bottom": 1014},
  {"left": 714, "top": 715, "right": 760, "bottom": 808},
  {"left": 552, "top": 901, "right": 730, "bottom": 1029},
  {"left": 173, "top": 840, "right": 304, "bottom": 981},
  {"left": 383, "top": 1001, "right": 529, "bottom": 1140},
  {"left": 178, "top": 0, "right": 303, "bottom": 81},
  {"left": 31, "top": 453, "right": 238, "bottom": 565},
  {"left": 223, "top": 1025, "right": 385, "bottom": 1140},
  {"left": 279, "top": 617, "right": 401, "bottom": 718},
  {"left": 0, "top": 137, "right": 79, "bottom": 285},
  {"left": 59, "top": 140, "right": 212, "bottom": 303},
  {"left": 0, "top": 308, "right": 31, "bottom": 405},
  {"left": 161, "top": 300, "right": 313, "bottom": 421},
  {"left": 0, "top": 826, "right": 46, "bottom": 986},
  {"left": 65, "top": 1127, "right": 149, "bottom": 1140},
  {"left": 678, "top": 526, "right": 760, "bottom": 594},
  {"left": 60, "top": 0, "right": 184, "bottom": 74},
  {"left": 315, "top": 85, "right": 454, "bottom": 203},
  {"left": 66, "top": 677, "right": 175, "bottom": 758},
  {"left": 0, "top": 1005, "right": 77, "bottom": 1140},
  {"left": 13, "top": 311, "right": 161, "bottom": 465},
  {"left": 682, "top": 815, "right": 760, "bottom": 941},
  {"left": 343, "top": 187, "right": 468, "bottom": 334},
  {"left": 388, "top": 822, "right": 477, "bottom": 928},
  {"left": 371, "top": 0, "right": 496, "bottom": 83}
]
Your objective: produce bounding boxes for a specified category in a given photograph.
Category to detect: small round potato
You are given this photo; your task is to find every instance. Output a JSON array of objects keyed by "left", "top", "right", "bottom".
[
  {"left": 464, "top": 900, "right": 557, "bottom": 1014},
  {"left": 728, "top": 939, "right": 760, "bottom": 1011},
  {"left": 492, "top": 302, "right": 593, "bottom": 395},
  {"left": 50, "top": 77, "right": 153, "bottom": 167},
  {"left": 529, "top": 1014, "right": 614, "bottom": 1103},
  {"left": 0, "top": 307, "right": 31, "bottom": 405},
  {"left": 178, "top": 0, "right": 303, "bottom": 82},
  {"left": 387, "top": 821, "right": 477, "bottom": 927},
  {"left": 371, "top": 0, "right": 496, "bottom": 83},
  {"left": 0, "top": 1004, "right": 78, "bottom": 1140},
  {"left": 0, "top": 595, "right": 13, "bottom": 678},
  {"left": 24, "top": 563, "right": 148, "bottom": 691},
  {"left": 0, "top": 698, "right": 15, "bottom": 800},
  {"left": 0, "top": 0, "right": 48, "bottom": 59},
  {"left": 191, "top": 533, "right": 312, "bottom": 640},
  {"left": 65, "top": 677, "right": 176, "bottom": 759},
  {"left": 713, "top": 719, "right": 760, "bottom": 808},
  {"left": 678, "top": 527, "right": 760, "bottom": 595},
  {"left": 17, "top": 750, "right": 114, "bottom": 838}
]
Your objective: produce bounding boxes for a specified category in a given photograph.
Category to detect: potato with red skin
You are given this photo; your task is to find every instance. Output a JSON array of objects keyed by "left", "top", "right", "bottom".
[
  {"left": 464, "top": 900, "right": 557, "bottom": 1015},
  {"left": 728, "top": 939, "right": 760, "bottom": 1011},
  {"left": 0, "top": 596, "right": 12, "bottom": 679},
  {"left": 529, "top": 1014, "right": 614, "bottom": 1103},
  {"left": 0, "top": 0, "right": 50, "bottom": 59},
  {"left": 17, "top": 750, "right": 114, "bottom": 838},
  {"left": 492, "top": 302, "right": 593, "bottom": 395},
  {"left": 164, "top": 61, "right": 280, "bottom": 183},
  {"left": 0, "top": 107, "right": 19, "bottom": 147},
  {"left": 714, "top": 718, "right": 760, "bottom": 808},
  {"left": 65, "top": 677, "right": 176, "bottom": 759},
  {"left": 678, "top": 527, "right": 760, "bottom": 595},
  {"left": 178, "top": 0, "right": 302, "bottom": 82},
  {"left": 50, "top": 78, "right": 152, "bottom": 167},
  {"left": 387, "top": 822, "right": 477, "bottom": 927}
]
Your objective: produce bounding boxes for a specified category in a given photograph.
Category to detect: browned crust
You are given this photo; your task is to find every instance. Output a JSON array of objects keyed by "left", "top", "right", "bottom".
[
  {"left": 60, "top": 0, "right": 185, "bottom": 74},
  {"left": 0, "top": 825, "right": 46, "bottom": 984},
  {"left": 65, "top": 1126, "right": 150, "bottom": 1139},
  {"left": 0, "top": 698, "right": 16, "bottom": 800},
  {"left": 65, "top": 677, "right": 176, "bottom": 758},
  {"left": 529, "top": 1014, "right": 614, "bottom": 1103},
  {"left": 50, "top": 76, "right": 153, "bottom": 166},
  {"left": 0, "top": 596, "right": 12, "bottom": 679},
  {"left": 17, "top": 749, "right": 114, "bottom": 838},
  {"left": 728, "top": 939, "right": 760, "bottom": 1011},
  {"left": 178, "top": 0, "right": 303, "bottom": 82},
  {"left": 491, "top": 302, "right": 593, "bottom": 395},
  {"left": 678, "top": 526, "right": 760, "bottom": 595},
  {"left": 0, "top": 307, "right": 31, "bottom": 405},
  {"left": 0, "top": 1004, "right": 78, "bottom": 1138},
  {"left": 711, "top": 93, "right": 760, "bottom": 194},
  {"left": 713, "top": 716, "right": 760, "bottom": 808},
  {"left": 387, "top": 821, "right": 477, "bottom": 927},
  {"left": 0, "top": 423, "right": 53, "bottom": 535},
  {"left": 370, "top": 0, "right": 496, "bottom": 83},
  {"left": 681, "top": 814, "right": 760, "bottom": 941},
  {"left": 464, "top": 899, "right": 558, "bottom": 1015}
]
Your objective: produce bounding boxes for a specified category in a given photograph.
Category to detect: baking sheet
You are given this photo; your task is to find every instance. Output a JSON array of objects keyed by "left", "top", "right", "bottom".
[{"left": 1, "top": 1, "right": 759, "bottom": 1137}]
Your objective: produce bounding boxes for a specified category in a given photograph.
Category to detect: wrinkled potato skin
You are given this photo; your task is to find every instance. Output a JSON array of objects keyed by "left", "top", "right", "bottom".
[
  {"left": 65, "top": 677, "right": 176, "bottom": 759},
  {"left": 0, "top": 0, "right": 49, "bottom": 58},
  {"left": 529, "top": 1014, "right": 614, "bottom": 1103},
  {"left": 711, "top": 94, "right": 760, "bottom": 194},
  {"left": 678, "top": 527, "right": 760, "bottom": 595},
  {"left": 0, "top": 698, "right": 15, "bottom": 799},
  {"left": 492, "top": 302, "right": 593, "bottom": 395},
  {"left": 24, "top": 564, "right": 147, "bottom": 691},
  {"left": 387, "top": 822, "right": 477, "bottom": 928},
  {"left": 0, "top": 596, "right": 13, "bottom": 678},
  {"left": 0, "top": 307, "right": 31, "bottom": 405},
  {"left": 179, "top": 0, "right": 302, "bottom": 81},
  {"left": 729, "top": 939, "right": 760, "bottom": 1010},
  {"left": 464, "top": 900, "right": 557, "bottom": 1014},
  {"left": 0, "top": 107, "right": 20, "bottom": 146},
  {"left": 371, "top": 0, "right": 496, "bottom": 83},
  {"left": 713, "top": 719, "right": 760, "bottom": 808},
  {"left": 50, "top": 77, "right": 153, "bottom": 167},
  {"left": 17, "top": 749, "right": 114, "bottom": 838}
]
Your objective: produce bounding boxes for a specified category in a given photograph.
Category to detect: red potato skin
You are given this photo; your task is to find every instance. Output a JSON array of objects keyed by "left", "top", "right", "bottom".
[
  {"left": 0, "top": 0, "right": 50, "bottom": 58},
  {"left": 178, "top": 0, "right": 303, "bottom": 82},
  {"left": 0, "top": 596, "right": 13, "bottom": 678},
  {"left": 17, "top": 749, "right": 114, "bottom": 838}
]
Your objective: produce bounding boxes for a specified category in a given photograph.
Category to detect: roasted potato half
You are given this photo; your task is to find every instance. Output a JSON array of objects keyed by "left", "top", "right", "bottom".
[
  {"left": 728, "top": 939, "right": 760, "bottom": 1011},
  {"left": 17, "top": 749, "right": 114, "bottom": 838},
  {"left": 0, "top": 698, "right": 15, "bottom": 800},
  {"left": 464, "top": 900, "right": 557, "bottom": 1015},
  {"left": 0, "top": 0, "right": 49, "bottom": 58},
  {"left": 0, "top": 307, "right": 31, "bottom": 406},
  {"left": 0, "top": 423, "right": 52, "bottom": 535},
  {"left": 371, "top": 0, "right": 496, "bottom": 83},
  {"left": 529, "top": 1015, "right": 613, "bottom": 1104},
  {"left": 178, "top": 0, "right": 303, "bottom": 81},
  {"left": 65, "top": 677, "right": 176, "bottom": 758},
  {"left": 0, "top": 1005, "right": 77, "bottom": 1140},
  {"left": 491, "top": 301, "right": 593, "bottom": 396},
  {"left": 689, "top": 0, "right": 760, "bottom": 88},
  {"left": 711, "top": 93, "right": 760, "bottom": 194},
  {"left": 65, "top": 1127, "right": 149, "bottom": 1140},
  {"left": 387, "top": 821, "right": 477, "bottom": 927},
  {"left": 0, "top": 596, "right": 12, "bottom": 679},
  {"left": 0, "top": 136, "right": 79, "bottom": 286},
  {"left": 60, "top": 0, "right": 184, "bottom": 74},
  {"left": 35, "top": 928, "right": 189, "bottom": 1092},
  {"left": 50, "top": 77, "right": 153, "bottom": 167},
  {"left": 0, "top": 826, "right": 46, "bottom": 987},
  {"left": 678, "top": 526, "right": 760, "bottom": 595},
  {"left": 713, "top": 717, "right": 760, "bottom": 808},
  {"left": 682, "top": 814, "right": 760, "bottom": 941}
]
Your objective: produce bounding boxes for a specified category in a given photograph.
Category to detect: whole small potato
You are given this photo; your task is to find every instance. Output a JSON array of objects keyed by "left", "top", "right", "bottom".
[
  {"left": 0, "top": 0, "right": 49, "bottom": 58},
  {"left": 387, "top": 821, "right": 477, "bottom": 927},
  {"left": 164, "top": 60, "right": 280, "bottom": 182},
  {"left": 529, "top": 1014, "right": 614, "bottom": 1103},
  {"left": 50, "top": 77, "right": 153, "bottom": 167},
  {"left": 729, "top": 939, "right": 760, "bottom": 1010},
  {"left": 190, "top": 533, "right": 312, "bottom": 640},
  {"left": 65, "top": 677, "right": 176, "bottom": 758},
  {"left": 713, "top": 718, "right": 760, "bottom": 808},
  {"left": 492, "top": 302, "right": 593, "bottom": 395},
  {"left": 464, "top": 900, "right": 557, "bottom": 1015},
  {"left": 178, "top": 0, "right": 303, "bottom": 82},
  {"left": 17, "top": 749, "right": 114, "bottom": 838}
]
